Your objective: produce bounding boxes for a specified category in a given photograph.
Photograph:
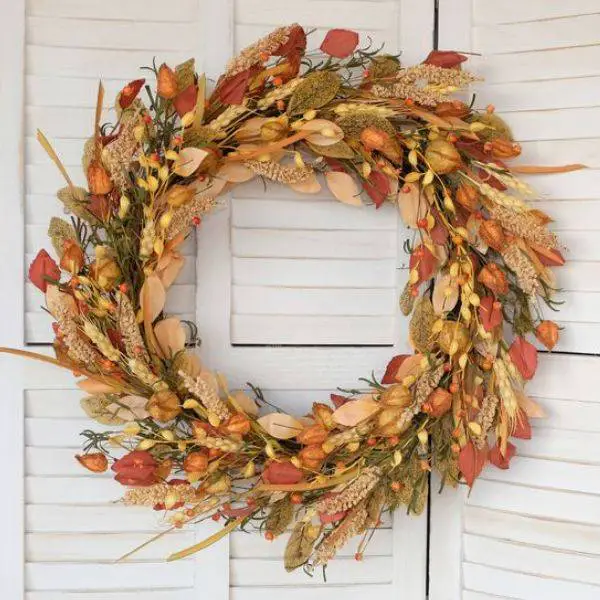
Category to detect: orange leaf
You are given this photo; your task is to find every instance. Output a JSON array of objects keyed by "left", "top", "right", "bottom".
[
  {"left": 458, "top": 441, "right": 488, "bottom": 487},
  {"left": 512, "top": 410, "right": 532, "bottom": 439},
  {"left": 262, "top": 461, "right": 303, "bottom": 485},
  {"left": 489, "top": 442, "right": 516, "bottom": 470},
  {"left": 508, "top": 336, "right": 537, "bottom": 380},
  {"left": 510, "top": 163, "right": 585, "bottom": 174},
  {"left": 382, "top": 355, "right": 410, "bottom": 384},
  {"left": 394, "top": 353, "right": 424, "bottom": 382}
]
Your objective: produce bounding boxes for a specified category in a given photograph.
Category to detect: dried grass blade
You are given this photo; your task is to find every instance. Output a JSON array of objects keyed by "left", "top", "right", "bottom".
[{"left": 36, "top": 130, "right": 74, "bottom": 189}]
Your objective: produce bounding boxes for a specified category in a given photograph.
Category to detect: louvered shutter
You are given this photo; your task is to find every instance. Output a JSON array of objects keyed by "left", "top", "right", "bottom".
[
  {"left": 194, "top": 1, "right": 434, "bottom": 598},
  {"left": 1, "top": 1, "right": 227, "bottom": 598},
  {"left": 430, "top": 3, "right": 600, "bottom": 599}
]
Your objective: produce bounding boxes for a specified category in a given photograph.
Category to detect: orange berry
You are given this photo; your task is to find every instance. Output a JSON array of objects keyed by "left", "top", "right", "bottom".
[
  {"left": 265, "top": 531, "right": 275, "bottom": 541},
  {"left": 486, "top": 104, "right": 495, "bottom": 113},
  {"left": 417, "top": 218, "right": 428, "bottom": 229},
  {"left": 246, "top": 498, "right": 256, "bottom": 508},
  {"left": 366, "top": 437, "right": 377, "bottom": 447},
  {"left": 452, "top": 235, "right": 464, "bottom": 245},
  {"left": 447, "top": 133, "right": 458, "bottom": 143},
  {"left": 388, "top": 435, "right": 400, "bottom": 446},
  {"left": 451, "top": 443, "right": 461, "bottom": 454},
  {"left": 192, "top": 216, "right": 201, "bottom": 226},
  {"left": 276, "top": 99, "right": 285, "bottom": 111},
  {"left": 449, "top": 383, "right": 459, "bottom": 394},
  {"left": 185, "top": 509, "right": 195, "bottom": 517},
  {"left": 405, "top": 98, "right": 415, "bottom": 107},
  {"left": 118, "top": 283, "right": 128, "bottom": 294},
  {"left": 355, "top": 552, "right": 363, "bottom": 561},
  {"left": 272, "top": 77, "right": 283, "bottom": 86},
  {"left": 290, "top": 493, "right": 303, "bottom": 504},
  {"left": 390, "top": 481, "right": 402, "bottom": 492},
  {"left": 211, "top": 513, "right": 220, "bottom": 521},
  {"left": 410, "top": 286, "right": 419, "bottom": 297}
]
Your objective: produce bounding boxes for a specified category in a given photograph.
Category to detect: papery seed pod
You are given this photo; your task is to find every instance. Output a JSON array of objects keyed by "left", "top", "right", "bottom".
[
  {"left": 312, "top": 403, "right": 334, "bottom": 429},
  {"left": 60, "top": 240, "right": 85, "bottom": 274},
  {"left": 87, "top": 160, "right": 113, "bottom": 195},
  {"left": 157, "top": 64, "right": 179, "bottom": 99},
  {"left": 379, "top": 384, "right": 412, "bottom": 407},
  {"left": 478, "top": 219, "right": 507, "bottom": 251},
  {"left": 422, "top": 387, "right": 452, "bottom": 417},
  {"left": 435, "top": 100, "right": 470, "bottom": 118},
  {"left": 220, "top": 413, "right": 251, "bottom": 437},
  {"left": 296, "top": 424, "right": 329, "bottom": 445},
  {"left": 148, "top": 390, "right": 182, "bottom": 422},
  {"left": 299, "top": 444, "right": 326, "bottom": 470},
  {"left": 477, "top": 263, "right": 508, "bottom": 295},
  {"left": 455, "top": 183, "right": 479, "bottom": 211},
  {"left": 424, "top": 139, "right": 462, "bottom": 174},
  {"left": 490, "top": 137, "right": 521, "bottom": 159},
  {"left": 76, "top": 453, "right": 108, "bottom": 473},
  {"left": 183, "top": 451, "right": 209, "bottom": 473},
  {"left": 535, "top": 320, "right": 559, "bottom": 350},
  {"left": 437, "top": 321, "right": 470, "bottom": 355}
]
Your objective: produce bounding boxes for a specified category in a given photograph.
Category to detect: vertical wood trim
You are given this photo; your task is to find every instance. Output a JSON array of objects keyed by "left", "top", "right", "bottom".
[
  {"left": 393, "top": 510, "right": 428, "bottom": 599},
  {"left": 0, "top": 1, "right": 26, "bottom": 596},
  {"left": 0, "top": 0, "right": 26, "bottom": 349},
  {"left": 399, "top": 0, "right": 435, "bottom": 64}
]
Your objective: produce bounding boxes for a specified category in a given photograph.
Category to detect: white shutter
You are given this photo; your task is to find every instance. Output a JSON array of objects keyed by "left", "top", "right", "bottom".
[
  {"left": 1, "top": 1, "right": 229, "bottom": 598},
  {"left": 195, "top": 1, "right": 434, "bottom": 598},
  {"left": 430, "top": 3, "right": 600, "bottom": 599}
]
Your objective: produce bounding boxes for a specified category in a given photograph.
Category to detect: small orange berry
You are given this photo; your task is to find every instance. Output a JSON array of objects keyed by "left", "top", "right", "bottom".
[
  {"left": 272, "top": 77, "right": 283, "bottom": 86},
  {"left": 366, "top": 437, "right": 377, "bottom": 447},
  {"left": 447, "top": 133, "right": 458, "bottom": 143},
  {"left": 417, "top": 218, "right": 428, "bottom": 229},
  {"left": 405, "top": 98, "right": 415, "bottom": 107},
  {"left": 290, "top": 493, "right": 303, "bottom": 504},
  {"left": 276, "top": 99, "right": 285, "bottom": 111},
  {"left": 211, "top": 513, "right": 220, "bottom": 521},
  {"left": 452, "top": 235, "right": 464, "bottom": 245},
  {"left": 410, "top": 286, "right": 419, "bottom": 297},
  {"left": 390, "top": 481, "right": 402, "bottom": 492},
  {"left": 449, "top": 382, "right": 459, "bottom": 394},
  {"left": 265, "top": 531, "right": 275, "bottom": 541},
  {"left": 486, "top": 104, "right": 495, "bottom": 113},
  {"left": 192, "top": 216, "right": 201, "bottom": 226},
  {"left": 388, "top": 435, "right": 400, "bottom": 446},
  {"left": 185, "top": 509, "right": 195, "bottom": 517},
  {"left": 355, "top": 552, "right": 363, "bottom": 561}
]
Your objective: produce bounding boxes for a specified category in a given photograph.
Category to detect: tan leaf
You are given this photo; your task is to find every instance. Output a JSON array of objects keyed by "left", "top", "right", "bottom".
[
  {"left": 290, "top": 172, "right": 321, "bottom": 194},
  {"left": 81, "top": 394, "right": 126, "bottom": 425},
  {"left": 174, "top": 147, "right": 209, "bottom": 177},
  {"left": 140, "top": 273, "right": 166, "bottom": 324},
  {"left": 394, "top": 353, "right": 424, "bottom": 383},
  {"left": 257, "top": 413, "right": 303, "bottom": 439},
  {"left": 230, "top": 390, "right": 259, "bottom": 417},
  {"left": 397, "top": 182, "right": 427, "bottom": 228},
  {"left": 217, "top": 162, "right": 255, "bottom": 183},
  {"left": 301, "top": 119, "right": 344, "bottom": 146},
  {"left": 155, "top": 253, "right": 185, "bottom": 289},
  {"left": 234, "top": 117, "right": 269, "bottom": 142},
  {"left": 174, "top": 350, "right": 203, "bottom": 378},
  {"left": 105, "top": 395, "right": 149, "bottom": 421},
  {"left": 325, "top": 171, "right": 362, "bottom": 206},
  {"left": 332, "top": 395, "right": 380, "bottom": 426},
  {"left": 154, "top": 317, "right": 186, "bottom": 358},
  {"left": 284, "top": 522, "right": 321, "bottom": 572},
  {"left": 432, "top": 272, "right": 459, "bottom": 314},
  {"left": 77, "top": 379, "right": 118, "bottom": 394},
  {"left": 516, "top": 392, "right": 546, "bottom": 419}
]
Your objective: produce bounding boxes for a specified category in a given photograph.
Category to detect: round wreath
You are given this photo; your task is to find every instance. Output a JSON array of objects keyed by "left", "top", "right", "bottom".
[{"left": 3, "top": 25, "right": 582, "bottom": 570}]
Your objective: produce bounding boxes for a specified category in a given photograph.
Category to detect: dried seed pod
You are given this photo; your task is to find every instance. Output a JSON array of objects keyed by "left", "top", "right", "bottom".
[
  {"left": 148, "top": 390, "right": 182, "bottom": 422},
  {"left": 87, "top": 160, "right": 113, "bottom": 195},
  {"left": 424, "top": 139, "right": 462, "bottom": 174},
  {"left": 490, "top": 137, "right": 521, "bottom": 159},
  {"left": 296, "top": 424, "right": 329, "bottom": 445},
  {"left": 435, "top": 100, "right": 470, "bottom": 118},
  {"left": 479, "top": 219, "right": 507, "bottom": 251},
  {"left": 455, "top": 183, "right": 479, "bottom": 211},
  {"left": 298, "top": 444, "right": 326, "bottom": 470},
  {"left": 422, "top": 387, "right": 452, "bottom": 417},
  {"left": 183, "top": 451, "right": 209, "bottom": 473},
  {"left": 437, "top": 321, "right": 470, "bottom": 355},
  {"left": 76, "top": 453, "right": 108, "bottom": 473},
  {"left": 157, "top": 64, "right": 178, "bottom": 99},
  {"left": 535, "top": 320, "right": 559, "bottom": 350},
  {"left": 477, "top": 263, "right": 508, "bottom": 295},
  {"left": 380, "top": 384, "right": 412, "bottom": 408}
]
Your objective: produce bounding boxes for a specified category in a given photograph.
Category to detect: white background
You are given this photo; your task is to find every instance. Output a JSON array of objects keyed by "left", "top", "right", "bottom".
[{"left": 1, "top": 1, "right": 599, "bottom": 599}]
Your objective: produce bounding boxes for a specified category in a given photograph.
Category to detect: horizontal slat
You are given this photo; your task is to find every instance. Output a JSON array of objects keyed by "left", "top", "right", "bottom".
[
  {"left": 26, "top": 504, "right": 173, "bottom": 533},
  {"left": 474, "top": 0, "right": 600, "bottom": 24},
  {"left": 25, "top": 390, "right": 83, "bottom": 418},
  {"left": 232, "top": 258, "right": 397, "bottom": 287},
  {"left": 553, "top": 230, "right": 599, "bottom": 260},
  {"left": 463, "top": 562, "right": 600, "bottom": 600},
  {"left": 26, "top": 531, "right": 193, "bottom": 562},
  {"left": 231, "top": 228, "right": 397, "bottom": 259},
  {"left": 467, "top": 479, "right": 600, "bottom": 525},
  {"left": 27, "top": 0, "right": 198, "bottom": 21},
  {"left": 234, "top": 0, "right": 399, "bottom": 29},
  {"left": 230, "top": 528, "right": 392, "bottom": 559},
  {"left": 546, "top": 322, "right": 600, "bottom": 354},
  {"left": 26, "top": 418, "right": 96, "bottom": 448},
  {"left": 519, "top": 139, "right": 600, "bottom": 167},
  {"left": 532, "top": 396, "right": 600, "bottom": 430},
  {"left": 555, "top": 262, "right": 600, "bottom": 292},
  {"left": 477, "top": 77, "right": 600, "bottom": 112},
  {"left": 480, "top": 456, "right": 600, "bottom": 494},
  {"left": 472, "top": 46, "right": 600, "bottom": 84},
  {"left": 26, "top": 45, "right": 189, "bottom": 81},
  {"left": 513, "top": 428, "right": 600, "bottom": 465},
  {"left": 230, "top": 586, "right": 395, "bottom": 600},
  {"left": 231, "top": 315, "right": 395, "bottom": 345},
  {"left": 474, "top": 15, "right": 600, "bottom": 54},
  {"left": 465, "top": 506, "right": 600, "bottom": 555},
  {"left": 25, "top": 561, "right": 193, "bottom": 591},
  {"left": 540, "top": 291, "right": 599, "bottom": 323},
  {"left": 464, "top": 533, "right": 600, "bottom": 585},
  {"left": 497, "top": 107, "right": 600, "bottom": 141},
  {"left": 231, "top": 196, "right": 398, "bottom": 230},
  {"left": 27, "top": 16, "right": 198, "bottom": 51},
  {"left": 26, "top": 476, "right": 123, "bottom": 504},
  {"left": 232, "top": 286, "right": 395, "bottom": 316},
  {"left": 230, "top": 556, "right": 393, "bottom": 586}
]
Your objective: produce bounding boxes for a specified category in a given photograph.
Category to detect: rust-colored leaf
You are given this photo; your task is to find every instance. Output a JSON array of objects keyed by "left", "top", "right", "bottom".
[
  {"left": 478, "top": 296, "right": 503, "bottom": 331},
  {"left": 508, "top": 336, "right": 538, "bottom": 380},
  {"left": 29, "top": 249, "right": 60, "bottom": 292},
  {"left": 423, "top": 50, "right": 468, "bottom": 68},
  {"left": 262, "top": 461, "right": 303, "bottom": 485},
  {"left": 489, "top": 441, "right": 516, "bottom": 470},
  {"left": 320, "top": 29, "right": 359, "bottom": 58},
  {"left": 458, "top": 441, "right": 488, "bottom": 487},
  {"left": 512, "top": 410, "right": 532, "bottom": 439},
  {"left": 382, "top": 354, "right": 410, "bottom": 384},
  {"left": 364, "top": 171, "right": 390, "bottom": 208}
]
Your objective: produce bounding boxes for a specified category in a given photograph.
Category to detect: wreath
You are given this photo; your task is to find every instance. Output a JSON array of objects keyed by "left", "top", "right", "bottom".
[{"left": 2, "top": 25, "right": 582, "bottom": 570}]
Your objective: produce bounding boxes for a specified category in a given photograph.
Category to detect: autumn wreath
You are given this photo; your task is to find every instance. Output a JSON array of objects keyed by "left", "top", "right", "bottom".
[{"left": 2, "top": 25, "right": 582, "bottom": 570}]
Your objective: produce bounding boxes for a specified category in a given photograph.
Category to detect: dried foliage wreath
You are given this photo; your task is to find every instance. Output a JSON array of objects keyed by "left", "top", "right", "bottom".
[{"left": 1, "top": 25, "right": 583, "bottom": 570}]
